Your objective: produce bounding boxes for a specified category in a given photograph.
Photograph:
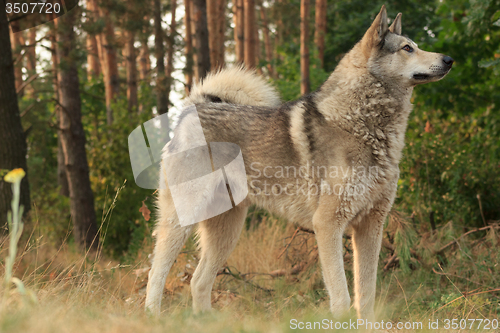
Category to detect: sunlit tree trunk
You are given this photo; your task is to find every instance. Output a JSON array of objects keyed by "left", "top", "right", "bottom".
[
  {"left": 96, "top": 5, "right": 119, "bottom": 125},
  {"left": 234, "top": 0, "right": 244, "bottom": 63},
  {"left": 9, "top": 22, "right": 24, "bottom": 97},
  {"left": 314, "top": 0, "right": 327, "bottom": 68},
  {"left": 191, "top": 0, "right": 211, "bottom": 81},
  {"left": 86, "top": 0, "right": 101, "bottom": 80},
  {"left": 139, "top": 38, "right": 150, "bottom": 81},
  {"left": 243, "top": 0, "right": 255, "bottom": 68},
  {"left": 25, "top": 28, "right": 36, "bottom": 97},
  {"left": 259, "top": 2, "right": 273, "bottom": 77},
  {"left": 49, "top": 20, "right": 69, "bottom": 197},
  {"left": 300, "top": 0, "right": 310, "bottom": 94},
  {"left": 184, "top": 0, "right": 194, "bottom": 94},
  {"left": 0, "top": 9, "right": 30, "bottom": 226},
  {"left": 217, "top": 0, "right": 226, "bottom": 66},
  {"left": 55, "top": 6, "right": 99, "bottom": 250},
  {"left": 207, "top": 0, "right": 219, "bottom": 70}
]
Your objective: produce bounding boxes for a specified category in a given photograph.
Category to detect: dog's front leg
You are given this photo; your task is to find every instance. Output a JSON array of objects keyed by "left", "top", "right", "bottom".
[
  {"left": 352, "top": 197, "right": 393, "bottom": 321},
  {"left": 312, "top": 206, "right": 351, "bottom": 317}
]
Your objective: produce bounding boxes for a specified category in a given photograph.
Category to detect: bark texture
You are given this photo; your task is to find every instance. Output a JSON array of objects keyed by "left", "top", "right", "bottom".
[
  {"left": 243, "top": 0, "right": 255, "bottom": 68},
  {"left": 139, "top": 38, "right": 150, "bottom": 81},
  {"left": 125, "top": 29, "right": 138, "bottom": 111},
  {"left": 234, "top": 0, "right": 244, "bottom": 63},
  {"left": 184, "top": 0, "right": 194, "bottom": 93},
  {"left": 154, "top": 0, "right": 169, "bottom": 115},
  {"left": 216, "top": 0, "right": 226, "bottom": 66},
  {"left": 96, "top": 4, "right": 119, "bottom": 125},
  {"left": 86, "top": 0, "right": 101, "bottom": 80},
  {"left": 9, "top": 22, "right": 24, "bottom": 97},
  {"left": 0, "top": 9, "right": 31, "bottom": 226},
  {"left": 259, "top": 2, "right": 273, "bottom": 77},
  {"left": 56, "top": 7, "right": 99, "bottom": 250},
  {"left": 165, "top": 0, "right": 177, "bottom": 106},
  {"left": 191, "top": 0, "right": 211, "bottom": 80}
]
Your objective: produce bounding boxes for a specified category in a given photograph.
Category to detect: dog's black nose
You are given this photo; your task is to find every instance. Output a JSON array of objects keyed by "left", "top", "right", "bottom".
[{"left": 443, "top": 55, "right": 454, "bottom": 67}]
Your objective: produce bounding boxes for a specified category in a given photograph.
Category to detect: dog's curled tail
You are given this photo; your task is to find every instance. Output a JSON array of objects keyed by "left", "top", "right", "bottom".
[{"left": 185, "top": 66, "right": 281, "bottom": 107}]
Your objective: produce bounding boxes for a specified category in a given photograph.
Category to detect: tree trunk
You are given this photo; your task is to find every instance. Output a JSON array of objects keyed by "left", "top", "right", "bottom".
[
  {"left": 191, "top": 0, "right": 211, "bottom": 81},
  {"left": 259, "top": 3, "right": 273, "bottom": 77},
  {"left": 254, "top": 5, "right": 261, "bottom": 74},
  {"left": 243, "top": 0, "right": 255, "bottom": 68},
  {"left": 314, "top": 0, "right": 327, "bottom": 68},
  {"left": 86, "top": 0, "right": 101, "bottom": 80},
  {"left": 300, "top": 0, "right": 310, "bottom": 94},
  {"left": 234, "top": 0, "right": 244, "bottom": 63},
  {"left": 125, "top": 30, "right": 138, "bottom": 112},
  {"left": 56, "top": 6, "right": 99, "bottom": 250},
  {"left": 207, "top": 0, "right": 218, "bottom": 70},
  {"left": 207, "top": 0, "right": 225, "bottom": 69},
  {"left": 217, "top": 0, "right": 226, "bottom": 66},
  {"left": 86, "top": 35, "right": 100, "bottom": 80},
  {"left": 0, "top": 9, "right": 31, "bottom": 226},
  {"left": 184, "top": 0, "right": 194, "bottom": 94},
  {"left": 154, "top": 0, "right": 169, "bottom": 116},
  {"left": 25, "top": 28, "right": 36, "bottom": 97},
  {"left": 138, "top": 38, "right": 150, "bottom": 81},
  {"left": 9, "top": 22, "right": 24, "bottom": 97},
  {"left": 49, "top": 21, "right": 70, "bottom": 197},
  {"left": 96, "top": 5, "right": 119, "bottom": 125},
  {"left": 165, "top": 0, "right": 177, "bottom": 106},
  {"left": 138, "top": 34, "right": 150, "bottom": 114},
  {"left": 274, "top": 0, "right": 283, "bottom": 63}
]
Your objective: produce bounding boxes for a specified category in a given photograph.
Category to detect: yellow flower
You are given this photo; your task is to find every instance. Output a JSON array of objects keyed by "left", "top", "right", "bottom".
[{"left": 4, "top": 168, "right": 26, "bottom": 183}]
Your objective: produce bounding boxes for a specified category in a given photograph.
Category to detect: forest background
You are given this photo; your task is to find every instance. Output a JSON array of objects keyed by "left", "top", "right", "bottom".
[{"left": 0, "top": 0, "right": 499, "bottom": 331}]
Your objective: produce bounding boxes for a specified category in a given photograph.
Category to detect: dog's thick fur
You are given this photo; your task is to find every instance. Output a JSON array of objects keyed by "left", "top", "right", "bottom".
[{"left": 145, "top": 6, "right": 453, "bottom": 319}]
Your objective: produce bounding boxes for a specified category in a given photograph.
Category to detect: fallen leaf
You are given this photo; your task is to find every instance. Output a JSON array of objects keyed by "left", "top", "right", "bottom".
[
  {"left": 139, "top": 200, "right": 151, "bottom": 221},
  {"left": 425, "top": 120, "right": 432, "bottom": 133}
]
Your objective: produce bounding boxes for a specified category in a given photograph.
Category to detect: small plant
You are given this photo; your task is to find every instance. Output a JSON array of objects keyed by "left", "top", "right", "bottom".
[{"left": 2, "top": 168, "right": 35, "bottom": 303}]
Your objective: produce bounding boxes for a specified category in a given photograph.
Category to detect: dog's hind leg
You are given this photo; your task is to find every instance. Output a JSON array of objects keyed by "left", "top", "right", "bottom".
[
  {"left": 352, "top": 199, "right": 392, "bottom": 320},
  {"left": 145, "top": 190, "right": 194, "bottom": 315},
  {"left": 191, "top": 205, "right": 248, "bottom": 312}
]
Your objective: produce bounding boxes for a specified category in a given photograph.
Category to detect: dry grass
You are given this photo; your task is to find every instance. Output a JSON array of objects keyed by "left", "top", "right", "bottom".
[{"left": 0, "top": 210, "right": 498, "bottom": 332}]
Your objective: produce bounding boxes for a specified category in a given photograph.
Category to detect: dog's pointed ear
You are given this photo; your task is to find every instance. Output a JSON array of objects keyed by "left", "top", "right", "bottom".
[
  {"left": 389, "top": 13, "right": 402, "bottom": 35},
  {"left": 361, "top": 5, "right": 389, "bottom": 59}
]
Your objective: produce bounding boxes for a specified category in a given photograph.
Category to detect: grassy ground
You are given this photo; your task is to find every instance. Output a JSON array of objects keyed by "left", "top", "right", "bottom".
[{"left": 0, "top": 209, "right": 498, "bottom": 332}]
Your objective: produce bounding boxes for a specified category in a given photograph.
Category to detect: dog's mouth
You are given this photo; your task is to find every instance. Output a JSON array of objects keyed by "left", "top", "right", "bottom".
[
  {"left": 413, "top": 68, "right": 451, "bottom": 82},
  {"left": 412, "top": 73, "right": 431, "bottom": 80}
]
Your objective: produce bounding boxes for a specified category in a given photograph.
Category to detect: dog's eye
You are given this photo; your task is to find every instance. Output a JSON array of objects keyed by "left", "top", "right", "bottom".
[{"left": 402, "top": 45, "right": 413, "bottom": 53}]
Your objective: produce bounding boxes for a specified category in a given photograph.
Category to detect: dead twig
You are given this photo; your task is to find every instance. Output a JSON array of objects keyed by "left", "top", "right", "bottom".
[
  {"left": 218, "top": 266, "right": 274, "bottom": 293},
  {"left": 431, "top": 268, "right": 488, "bottom": 287},
  {"left": 277, "top": 227, "right": 300, "bottom": 259},
  {"left": 383, "top": 253, "right": 399, "bottom": 272},
  {"left": 476, "top": 194, "right": 487, "bottom": 227},
  {"left": 269, "top": 262, "right": 306, "bottom": 277},
  {"left": 434, "top": 288, "right": 500, "bottom": 312},
  {"left": 436, "top": 224, "right": 500, "bottom": 254}
]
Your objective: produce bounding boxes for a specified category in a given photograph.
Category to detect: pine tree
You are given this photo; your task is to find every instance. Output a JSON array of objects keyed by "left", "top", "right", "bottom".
[
  {"left": 55, "top": 5, "right": 99, "bottom": 249},
  {"left": 0, "top": 9, "right": 31, "bottom": 226},
  {"left": 300, "top": 0, "right": 310, "bottom": 94}
]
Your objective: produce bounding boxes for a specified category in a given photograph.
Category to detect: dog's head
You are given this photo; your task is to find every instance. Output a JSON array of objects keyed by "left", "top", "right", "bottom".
[{"left": 358, "top": 5, "right": 453, "bottom": 86}]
